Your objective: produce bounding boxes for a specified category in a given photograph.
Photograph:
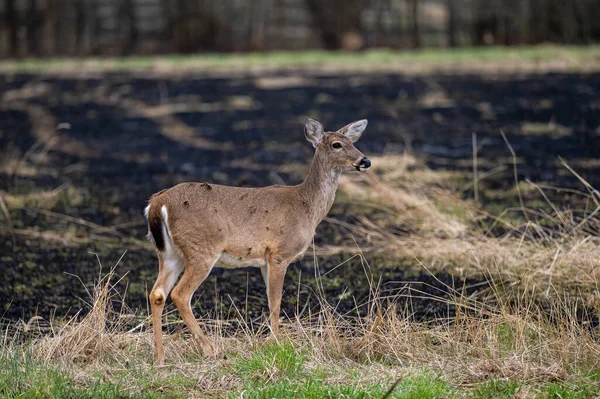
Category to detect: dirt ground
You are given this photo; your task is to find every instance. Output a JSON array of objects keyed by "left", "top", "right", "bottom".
[{"left": 1, "top": 68, "right": 599, "bottom": 325}]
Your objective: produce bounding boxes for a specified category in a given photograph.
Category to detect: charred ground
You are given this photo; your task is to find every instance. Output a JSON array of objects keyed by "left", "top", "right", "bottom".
[{"left": 1, "top": 68, "right": 599, "bottom": 324}]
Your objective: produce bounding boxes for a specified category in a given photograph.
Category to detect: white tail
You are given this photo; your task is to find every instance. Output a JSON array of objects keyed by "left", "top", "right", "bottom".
[{"left": 145, "top": 118, "right": 370, "bottom": 364}]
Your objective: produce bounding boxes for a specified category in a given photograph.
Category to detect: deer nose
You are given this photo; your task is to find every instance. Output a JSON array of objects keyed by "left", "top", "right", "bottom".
[{"left": 355, "top": 157, "right": 371, "bottom": 171}]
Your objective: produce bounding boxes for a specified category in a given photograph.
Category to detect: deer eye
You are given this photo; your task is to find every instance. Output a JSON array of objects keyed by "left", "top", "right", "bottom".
[{"left": 332, "top": 142, "right": 343, "bottom": 149}]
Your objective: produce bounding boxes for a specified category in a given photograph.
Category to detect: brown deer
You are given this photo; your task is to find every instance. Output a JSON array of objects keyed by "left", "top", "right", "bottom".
[{"left": 145, "top": 118, "right": 371, "bottom": 364}]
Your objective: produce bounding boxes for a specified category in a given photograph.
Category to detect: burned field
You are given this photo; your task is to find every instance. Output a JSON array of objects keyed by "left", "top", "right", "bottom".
[{"left": 1, "top": 68, "right": 600, "bottom": 326}]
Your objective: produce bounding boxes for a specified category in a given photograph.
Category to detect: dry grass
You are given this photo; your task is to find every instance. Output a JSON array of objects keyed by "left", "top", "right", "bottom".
[
  {"left": 1, "top": 184, "right": 82, "bottom": 211},
  {"left": 3, "top": 153, "right": 600, "bottom": 397},
  {"left": 332, "top": 154, "right": 600, "bottom": 305},
  {"left": 3, "top": 256, "right": 600, "bottom": 397}
]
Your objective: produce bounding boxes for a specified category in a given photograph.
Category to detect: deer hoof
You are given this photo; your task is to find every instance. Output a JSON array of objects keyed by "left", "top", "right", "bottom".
[{"left": 195, "top": 340, "right": 215, "bottom": 359}]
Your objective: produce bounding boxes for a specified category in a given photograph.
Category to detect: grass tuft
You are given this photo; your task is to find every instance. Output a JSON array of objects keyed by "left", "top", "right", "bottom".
[
  {"left": 228, "top": 371, "right": 453, "bottom": 399},
  {"left": 473, "top": 379, "right": 521, "bottom": 399},
  {"left": 229, "top": 340, "right": 305, "bottom": 382}
]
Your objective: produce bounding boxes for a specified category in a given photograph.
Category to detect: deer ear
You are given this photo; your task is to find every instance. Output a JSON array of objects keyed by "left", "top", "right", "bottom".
[
  {"left": 304, "top": 118, "right": 324, "bottom": 148},
  {"left": 338, "top": 119, "right": 368, "bottom": 143}
]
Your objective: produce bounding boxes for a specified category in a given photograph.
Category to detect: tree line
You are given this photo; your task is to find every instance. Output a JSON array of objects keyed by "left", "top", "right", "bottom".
[{"left": 1, "top": 0, "right": 598, "bottom": 58}]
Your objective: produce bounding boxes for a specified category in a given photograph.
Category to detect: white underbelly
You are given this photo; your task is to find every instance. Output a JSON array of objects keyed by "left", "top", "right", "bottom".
[{"left": 215, "top": 252, "right": 266, "bottom": 269}]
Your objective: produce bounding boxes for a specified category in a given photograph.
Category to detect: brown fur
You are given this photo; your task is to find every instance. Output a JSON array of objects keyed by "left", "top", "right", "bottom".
[{"left": 145, "top": 118, "right": 370, "bottom": 364}]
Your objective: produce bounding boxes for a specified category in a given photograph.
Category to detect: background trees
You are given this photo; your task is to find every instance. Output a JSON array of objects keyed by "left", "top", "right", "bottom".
[{"left": 0, "top": 0, "right": 598, "bottom": 57}]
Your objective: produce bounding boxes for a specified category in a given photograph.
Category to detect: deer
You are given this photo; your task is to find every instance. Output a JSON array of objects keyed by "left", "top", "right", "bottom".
[{"left": 144, "top": 118, "right": 371, "bottom": 365}]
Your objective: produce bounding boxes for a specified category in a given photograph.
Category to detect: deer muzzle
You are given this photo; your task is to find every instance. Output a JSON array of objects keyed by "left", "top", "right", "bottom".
[{"left": 354, "top": 157, "right": 371, "bottom": 172}]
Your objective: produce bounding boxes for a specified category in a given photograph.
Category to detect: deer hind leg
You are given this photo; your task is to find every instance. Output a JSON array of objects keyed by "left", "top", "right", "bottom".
[
  {"left": 170, "top": 252, "right": 218, "bottom": 357},
  {"left": 150, "top": 254, "right": 185, "bottom": 365}
]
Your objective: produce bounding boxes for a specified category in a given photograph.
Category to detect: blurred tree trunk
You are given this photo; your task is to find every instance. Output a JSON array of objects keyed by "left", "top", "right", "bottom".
[
  {"left": 74, "top": 0, "right": 87, "bottom": 55},
  {"left": 562, "top": 1, "right": 578, "bottom": 43},
  {"left": 26, "top": 0, "right": 41, "bottom": 56},
  {"left": 161, "top": 0, "right": 174, "bottom": 52},
  {"left": 121, "top": 0, "right": 138, "bottom": 55},
  {"left": 163, "top": 0, "right": 223, "bottom": 53},
  {"left": 209, "top": 0, "right": 231, "bottom": 52},
  {"left": 41, "top": 0, "right": 57, "bottom": 56},
  {"left": 55, "top": 0, "right": 69, "bottom": 55},
  {"left": 409, "top": 0, "right": 420, "bottom": 48},
  {"left": 528, "top": 0, "right": 547, "bottom": 43},
  {"left": 90, "top": 1, "right": 103, "bottom": 55},
  {"left": 472, "top": 0, "right": 499, "bottom": 45},
  {"left": 172, "top": 0, "right": 191, "bottom": 52},
  {"left": 501, "top": 1, "right": 514, "bottom": 45},
  {"left": 248, "top": 0, "right": 266, "bottom": 51},
  {"left": 573, "top": 0, "right": 590, "bottom": 43},
  {"left": 446, "top": 0, "right": 457, "bottom": 47},
  {"left": 5, "top": 0, "right": 18, "bottom": 57},
  {"left": 371, "top": 0, "right": 385, "bottom": 47},
  {"left": 305, "top": 0, "right": 367, "bottom": 50},
  {"left": 269, "top": 0, "right": 286, "bottom": 50},
  {"left": 517, "top": 0, "right": 529, "bottom": 43}
]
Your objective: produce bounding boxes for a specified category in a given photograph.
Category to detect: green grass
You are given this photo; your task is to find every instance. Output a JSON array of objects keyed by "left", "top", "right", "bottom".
[
  {"left": 225, "top": 341, "right": 452, "bottom": 398},
  {"left": 540, "top": 381, "right": 600, "bottom": 399},
  {"left": 228, "top": 340, "right": 306, "bottom": 381},
  {"left": 229, "top": 372, "right": 455, "bottom": 399},
  {"left": 0, "top": 349, "right": 213, "bottom": 399},
  {"left": 5, "top": 347, "right": 600, "bottom": 399},
  {"left": 472, "top": 380, "right": 521, "bottom": 399},
  {"left": 1, "top": 343, "right": 457, "bottom": 399},
  {"left": 0, "top": 352, "right": 146, "bottom": 399},
  {"left": 470, "top": 377, "right": 600, "bottom": 399},
  {"left": 1, "top": 45, "right": 599, "bottom": 72}
]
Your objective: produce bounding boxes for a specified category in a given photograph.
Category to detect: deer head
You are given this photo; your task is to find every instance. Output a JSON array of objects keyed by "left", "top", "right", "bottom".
[{"left": 304, "top": 118, "right": 371, "bottom": 172}]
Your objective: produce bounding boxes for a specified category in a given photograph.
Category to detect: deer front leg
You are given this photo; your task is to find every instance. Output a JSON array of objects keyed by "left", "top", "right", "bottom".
[
  {"left": 260, "top": 266, "right": 269, "bottom": 292},
  {"left": 265, "top": 254, "right": 289, "bottom": 338}
]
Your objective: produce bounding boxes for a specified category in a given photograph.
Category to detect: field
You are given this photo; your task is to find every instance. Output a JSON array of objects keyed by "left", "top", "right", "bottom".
[{"left": 1, "top": 46, "right": 600, "bottom": 398}]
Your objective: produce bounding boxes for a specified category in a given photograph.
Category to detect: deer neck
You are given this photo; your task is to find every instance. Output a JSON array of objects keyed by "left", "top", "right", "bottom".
[{"left": 298, "top": 148, "right": 341, "bottom": 227}]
